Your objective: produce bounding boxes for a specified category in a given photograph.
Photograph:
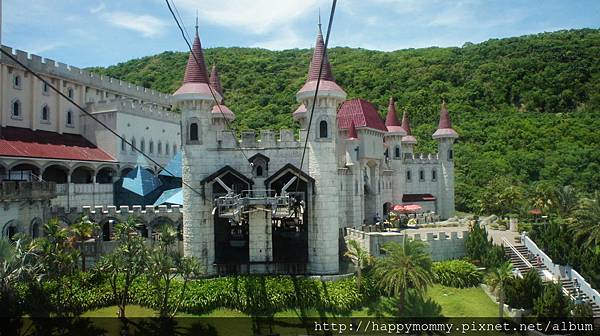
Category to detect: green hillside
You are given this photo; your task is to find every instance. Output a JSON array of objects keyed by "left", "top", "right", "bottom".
[{"left": 88, "top": 28, "right": 600, "bottom": 213}]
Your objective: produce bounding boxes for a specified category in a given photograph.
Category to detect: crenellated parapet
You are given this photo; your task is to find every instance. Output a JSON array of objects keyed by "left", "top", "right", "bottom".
[
  {"left": 403, "top": 152, "right": 439, "bottom": 164},
  {"left": 218, "top": 129, "right": 302, "bottom": 149},
  {"left": 86, "top": 98, "right": 180, "bottom": 123},
  {"left": 49, "top": 204, "right": 183, "bottom": 226},
  {"left": 1, "top": 45, "right": 172, "bottom": 106}
]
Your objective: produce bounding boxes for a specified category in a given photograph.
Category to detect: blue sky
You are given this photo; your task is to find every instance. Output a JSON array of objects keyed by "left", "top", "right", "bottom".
[{"left": 3, "top": 0, "right": 600, "bottom": 68}]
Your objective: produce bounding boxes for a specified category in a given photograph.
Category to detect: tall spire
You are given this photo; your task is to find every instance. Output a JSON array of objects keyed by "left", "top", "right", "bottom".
[
  {"left": 209, "top": 64, "right": 224, "bottom": 100},
  {"left": 432, "top": 100, "right": 458, "bottom": 139},
  {"left": 385, "top": 97, "right": 401, "bottom": 127},
  {"left": 307, "top": 20, "right": 335, "bottom": 82},
  {"left": 182, "top": 20, "right": 209, "bottom": 84}
]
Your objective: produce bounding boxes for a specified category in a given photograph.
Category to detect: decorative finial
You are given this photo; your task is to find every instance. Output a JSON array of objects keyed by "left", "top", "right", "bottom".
[
  {"left": 195, "top": 10, "right": 199, "bottom": 34},
  {"left": 318, "top": 9, "right": 322, "bottom": 33}
]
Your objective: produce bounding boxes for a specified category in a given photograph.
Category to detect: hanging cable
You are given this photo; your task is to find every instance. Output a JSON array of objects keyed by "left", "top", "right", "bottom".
[
  {"left": 165, "top": 0, "right": 251, "bottom": 163},
  {"left": 0, "top": 48, "right": 204, "bottom": 197}
]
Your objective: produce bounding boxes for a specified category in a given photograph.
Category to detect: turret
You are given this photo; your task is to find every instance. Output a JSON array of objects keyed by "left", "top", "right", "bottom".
[
  {"left": 384, "top": 97, "right": 406, "bottom": 160},
  {"left": 400, "top": 110, "right": 417, "bottom": 154},
  {"left": 432, "top": 101, "right": 458, "bottom": 219},
  {"left": 209, "top": 64, "right": 235, "bottom": 125},
  {"left": 296, "top": 20, "right": 346, "bottom": 275}
]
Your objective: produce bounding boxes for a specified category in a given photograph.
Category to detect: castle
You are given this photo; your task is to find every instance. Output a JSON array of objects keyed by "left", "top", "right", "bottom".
[{"left": 176, "top": 24, "right": 459, "bottom": 275}]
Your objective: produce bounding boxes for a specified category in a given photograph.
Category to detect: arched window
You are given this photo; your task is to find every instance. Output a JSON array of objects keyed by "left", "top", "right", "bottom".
[
  {"left": 13, "top": 75, "right": 21, "bottom": 88},
  {"left": 158, "top": 142, "right": 162, "bottom": 155},
  {"left": 66, "top": 110, "right": 73, "bottom": 126},
  {"left": 419, "top": 169, "right": 425, "bottom": 181},
  {"left": 131, "top": 137, "right": 136, "bottom": 151},
  {"left": 448, "top": 149, "right": 454, "bottom": 160},
  {"left": 42, "top": 82, "right": 49, "bottom": 94},
  {"left": 149, "top": 141, "right": 154, "bottom": 154},
  {"left": 121, "top": 137, "right": 127, "bottom": 152},
  {"left": 395, "top": 146, "right": 401, "bottom": 158},
  {"left": 11, "top": 99, "right": 21, "bottom": 118},
  {"left": 190, "top": 122, "right": 199, "bottom": 141},
  {"left": 31, "top": 222, "right": 40, "bottom": 238},
  {"left": 41, "top": 105, "right": 50, "bottom": 122},
  {"left": 165, "top": 142, "right": 170, "bottom": 156},
  {"left": 140, "top": 139, "right": 145, "bottom": 153},
  {"left": 432, "top": 169, "right": 437, "bottom": 181},
  {"left": 319, "top": 120, "right": 328, "bottom": 138},
  {"left": 406, "top": 170, "right": 412, "bottom": 182},
  {"left": 67, "top": 88, "right": 74, "bottom": 99},
  {"left": 256, "top": 165, "right": 263, "bottom": 177}
]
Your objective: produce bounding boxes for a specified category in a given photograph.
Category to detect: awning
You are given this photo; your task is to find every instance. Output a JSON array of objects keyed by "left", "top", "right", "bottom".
[
  {"left": 402, "top": 193, "right": 436, "bottom": 202},
  {"left": 153, "top": 187, "right": 183, "bottom": 206},
  {"left": 0, "top": 126, "right": 114, "bottom": 162}
]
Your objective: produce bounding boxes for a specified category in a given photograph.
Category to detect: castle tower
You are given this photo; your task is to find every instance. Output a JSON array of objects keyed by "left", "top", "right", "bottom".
[
  {"left": 296, "top": 22, "right": 346, "bottom": 274},
  {"left": 400, "top": 109, "right": 417, "bottom": 154},
  {"left": 384, "top": 97, "right": 406, "bottom": 204},
  {"left": 209, "top": 64, "right": 235, "bottom": 127},
  {"left": 432, "top": 101, "right": 458, "bottom": 219},
  {"left": 174, "top": 24, "right": 222, "bottom": 273}
]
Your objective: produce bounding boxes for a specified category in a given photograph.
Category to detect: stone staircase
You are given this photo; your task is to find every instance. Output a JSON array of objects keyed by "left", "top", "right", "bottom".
[{"left": 504, "top": 243, "right": 600, "bottom": 318}]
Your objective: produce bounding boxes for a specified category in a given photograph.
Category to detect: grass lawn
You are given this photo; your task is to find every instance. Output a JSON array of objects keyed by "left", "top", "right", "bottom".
[{"left": 426, "top": 284, "right": 499, "bottom": 317}]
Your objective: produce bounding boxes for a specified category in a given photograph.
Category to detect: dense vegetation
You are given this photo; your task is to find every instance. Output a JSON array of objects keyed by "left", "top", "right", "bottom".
[{"left": 88, "top": 28, "right": 600, "bottom": 212}]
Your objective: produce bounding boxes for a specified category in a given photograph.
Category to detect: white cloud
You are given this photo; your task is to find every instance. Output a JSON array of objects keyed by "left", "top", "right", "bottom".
[
  {"left": 27, "top": 42, "right": 66, "bottom": 54},
  {"left": 253, "top": 28, "right": 310, "bottom": 50},
  {"left": 90, "top": 2, "right": 106, "bottom": 14},
  {"left": 101, "top": 11, "right": 168, "bottom": 38},
  {"left": 175, "top": 0, "right": 328, "bottom": 34}
]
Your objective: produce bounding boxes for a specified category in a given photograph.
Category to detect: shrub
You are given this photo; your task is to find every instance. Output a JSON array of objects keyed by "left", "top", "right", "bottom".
[
  {"left": 505, "top": 268, "right": 543, "bottom": 309},
  {"left": 432, "top": 260, "right": 482, "bottom": 288}
]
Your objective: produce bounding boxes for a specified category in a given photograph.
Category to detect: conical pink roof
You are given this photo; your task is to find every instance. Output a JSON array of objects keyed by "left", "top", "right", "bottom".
[
  {"left": 347, "top": 120, "right": 358, "bottom": 140},
  {"left": 433, "top": 101, "right": 458, "bottom": 139},
  {"left": 209, "top": 64, "right": 223, "bottom": 99},
  {"left": 183, "top": 31, "right": 209, "bottom": 84},
  {"left": 385, "top": 97, "right": 401, "bottom": 126},
  {"left": 401, "top": 110, "right": 412, "bottom": 135}
]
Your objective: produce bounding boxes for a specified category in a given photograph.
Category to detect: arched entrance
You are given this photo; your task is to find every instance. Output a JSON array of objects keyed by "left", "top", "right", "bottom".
[
  {"left": 71, "top": 165, "right": 94, "bottom": 183},
  {"left": 30, "top": 218, "right": 42, "bottom": 238},
  {"left": 8, "top": 162, "right": 41, "bottom": 181},
  {"left": 42, "top": 164, "right": 69, "bottom": 184},
  {"left": 96, "top": 166, "right": 117, "bottom": 184}
]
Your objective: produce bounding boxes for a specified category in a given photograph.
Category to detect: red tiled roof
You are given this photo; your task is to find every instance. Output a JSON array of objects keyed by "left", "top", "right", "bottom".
[
  {"left": 385, "top": 97, "right": 401, "bottom": 127},
  {"left": 337, "top": 98, "right": 387, "bottom": 132},
  {"left": 292, "top": 104, "right": 307, "bottom": 120},
  {"left": 0, "top": 127, "right": 115, "bottom": 162},
  {"left": 209, "top": 64, "right": 224, "bottom": 100},
  {"left": 211, "top": 104, "right": 235, "bottom": 120},
  {"left": 347, "top": 120, "right": 358, "bottom": 140},
  {"left": 183, "top": 31, "right": 209, "bottom": 84},
  {"left": 402, "top": 194, "right": 436, "bottom": 202},
  {"left": 307, "top": 27, "right": 334, "bottom": 82}
]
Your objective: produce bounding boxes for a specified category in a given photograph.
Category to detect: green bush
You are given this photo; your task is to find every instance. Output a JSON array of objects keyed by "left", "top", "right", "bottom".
[
  {"left": 505, "top": 268, "right": 543, "bottom": 309},
  {"left": 432, "top": 260, "right": 482, "bottom": 288}
]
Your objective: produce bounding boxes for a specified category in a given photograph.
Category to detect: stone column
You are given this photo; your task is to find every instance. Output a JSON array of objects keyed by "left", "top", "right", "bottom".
[{"left": 248, "top": 206, "right": 272, "bottom": 274}]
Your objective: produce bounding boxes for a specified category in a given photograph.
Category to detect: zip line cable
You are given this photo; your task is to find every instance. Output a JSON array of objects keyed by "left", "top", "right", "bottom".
[
  {"left": 0, "top": 48, "right": 204, "bottom": 197},
  {"left": 165, "top": 0, "right": 251, "bottom": 164}
]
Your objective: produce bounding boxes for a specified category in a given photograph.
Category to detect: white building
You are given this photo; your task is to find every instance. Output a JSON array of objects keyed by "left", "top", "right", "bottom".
[{"left": 178, "top": 25, "right": 458, "bottom": 275}]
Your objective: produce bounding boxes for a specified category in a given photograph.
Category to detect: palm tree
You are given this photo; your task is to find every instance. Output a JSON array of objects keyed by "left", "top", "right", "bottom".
[
  {"left": 555, "top": 185, "right": 578, "bottom": 218},
  {"left": 344, "top": 239, "right": 374, "bottom": 290},
  {"left": 70, "top": 216, "right": 99, "bottom": 271},
  {"left": 486, "top": 261, "right": 514, "bottom": 319},
  {"left": 570, "top": 191, "right": 600, "bottom": 250},
  {"left": 372, "top": 240, "right": 433, "bottom": 314}
]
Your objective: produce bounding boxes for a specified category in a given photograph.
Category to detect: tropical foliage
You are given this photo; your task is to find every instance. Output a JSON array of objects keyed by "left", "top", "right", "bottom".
[
  {"left": 432, "top": 259, "right": 482, "bottom": 288},
  {"left": 533, "top": 281, "right": 572, "bottom": 318},
  {"left": 485, "top": 261, "right": 514, "bottom": 319},
  {"left": 504, "top": 268, "right": 544, "bottom": 309}
]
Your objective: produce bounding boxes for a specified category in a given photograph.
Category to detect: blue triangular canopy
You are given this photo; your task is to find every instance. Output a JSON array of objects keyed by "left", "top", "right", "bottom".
[
  {"left": 159, "top": 151, "right": 182, "bottom": 178},
  {"left": 122, "top": 166, "right": 162, "bottom": 196},
  {"left": 153, "top": 187, "right": 183, "bottom": 206}
]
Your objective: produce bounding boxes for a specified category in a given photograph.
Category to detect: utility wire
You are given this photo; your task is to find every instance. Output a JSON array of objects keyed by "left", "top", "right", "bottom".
[
  {"left": 165, "top": 0, "right": 251, "bottom": 163},
  {"left": 0, "top": 48, "right": 204, "bottom": 197},
  {"left": 171, "top": 0, "right": 192, "bottom": 44}
]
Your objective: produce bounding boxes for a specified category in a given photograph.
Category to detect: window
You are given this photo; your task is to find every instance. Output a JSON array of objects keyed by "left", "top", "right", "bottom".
[
  {"left": 11, "top": 100, "right": 21, "bottom": 118},
  {"left": 406, "top": 170, "right": 412, "bottom": 182},
  {"left": 190, "top": 122, "right": 199, "bottom": 141},
  {"left": 149, "top": 141, "right": 154, "bottom": 154},
  {"left": 395, "top": 146, "right": 401, "bottom": 158},
  {"left": 319, "top": 120, "right": 328, "bottom": 138},
  {"left": 121, "top": 137, "right": 127, "bottom": 152},
  {"left": 448, "top": 149, "right": 454, "bottom": 160},
  {"left": 166, "top": 142, "right": 170, "bottom": 156},
  {"left": 131, "top": 137, "right": 136, "bottom": 152},
  {"left": 140, "top": 139, "right": 145, "bottom": 153},
  {"left": 42, "top": 82, "right": 49, "bottom": 95},
  {"left": 13, "top": 75, "right": 21, "bottom": 89},
  {"left": 355, "top": 147, "right": 360, "bottom": 161},
  {"left": 173, "top": 144, "right": 177, "bottom": 154},
  {"left": 419, "top": 169, "right": 425, "bottom": 181},
  {"left": 432, "top": 169, "right": 437, "bottom": 181},
  {"left": 41, "top": 105, "right": 50, "bottom": 122},
  {"left": 66, "top": 110, "right": 74, "bottom": 126},
  {"left": 256, "top": 165, "right": 263, "bottom": 177},
  {"left": 67, "top": 88, "right": 74, "bottom": 99},
  {"left": 158, "top": 142, "right": 162, "bottom": 155}
]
